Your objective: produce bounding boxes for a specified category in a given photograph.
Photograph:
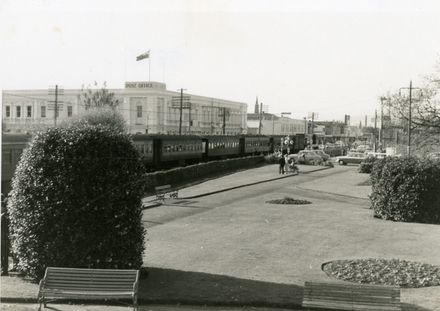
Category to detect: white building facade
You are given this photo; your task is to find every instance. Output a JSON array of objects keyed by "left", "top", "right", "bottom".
[
  {"left": 247, "top": 113, "right": 306, "bottom": 135},
  {"left": 2, "top": 81, "right": 248, "bottom": 135}
]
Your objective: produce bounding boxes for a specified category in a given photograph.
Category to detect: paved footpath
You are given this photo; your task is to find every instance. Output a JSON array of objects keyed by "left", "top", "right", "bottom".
[
  {"left": 1, "top": 164, "right": 327, "bottom": 311},
  {"left": 3, "top": 164, "right": 439, "bottom": 311},
  {"left": 0, "top": 302, "right": 296, "bottom": 311},
  {"left": 142, "top": 164, "right": 329, "bottom": 207}
]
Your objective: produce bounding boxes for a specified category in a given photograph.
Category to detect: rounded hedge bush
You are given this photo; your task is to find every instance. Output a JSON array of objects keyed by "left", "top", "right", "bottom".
[
  {"left": 370, "top": 156, "right": 440, "bottom": 224},
  {"left": 7, "top": 124, "right": 146, "bottom": 281},
  {"left": 358, "top": 156, "right": 378, "bottom": 174}
]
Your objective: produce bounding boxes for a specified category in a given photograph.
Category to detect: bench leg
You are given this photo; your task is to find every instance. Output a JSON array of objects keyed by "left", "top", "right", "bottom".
[
  {"left": 38, "top": 296, "right": 44, "bottom": 310},
  {"left": 133, "top": 294, "right": 138, "bottom": 311}
]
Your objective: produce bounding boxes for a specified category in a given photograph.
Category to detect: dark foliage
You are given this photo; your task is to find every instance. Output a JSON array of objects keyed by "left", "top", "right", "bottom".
[
  {"left": 144, "top": 156, "right": 264, "bottom": 193},
  {"left": 370, "top": 156, "right": 440, "bottom": 224},
  {"left": 323, "top": 258, "right": 440, "bottom": 288},
  {"left": 7, "top": 124, "right": 146, "bottom": 281},
  {"left": 359, "top": 156, "right": 378, "bottom": 174},
  {"left": 266, "top": 197, "right": 311, "bottom": 205}
]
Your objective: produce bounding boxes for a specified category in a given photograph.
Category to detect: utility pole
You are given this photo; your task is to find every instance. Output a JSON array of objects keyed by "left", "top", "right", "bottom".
[
  {"left": 55, "top": 85, "right": 58, "bottom": 126},
  {"left": 222, "top": 107, "right": 226, "bottom": 135},
  {"left": 379, "top": 96, "right": 390, "bottom": 151},
  {"left": 408, "top": 81, "right": 412, "bottom": 156},
  {"left": 211, "top": 99, "right": 214, "bottom": 134},
  {"left": 304, "top": 117, "right": 307, "bottom": 134},
  {"left": 49, "top": 85, "right": 63, "bottom": 126},
  {"left": 178, "top": 88, "right": 186, "bottom": 135},
  {"left": 399, "top": 81, "right": 422, "bottom": 156},
  {"left": 374, "top": 109, "right": 377, "bottom": 152},
  {"left": 188, "top": 103, "right": 192, "bottom": 134},
  {"left": 258, "top": 102, "right": 263, "bottom": 135},
  {"left": 272, "top": 114, "right": 275, "bottom": 135}
]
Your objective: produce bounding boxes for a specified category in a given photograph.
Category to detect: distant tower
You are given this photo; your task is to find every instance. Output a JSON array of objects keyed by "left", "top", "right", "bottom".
[{"left": 254, "top": 97, "right": 259, "bottom": 114}]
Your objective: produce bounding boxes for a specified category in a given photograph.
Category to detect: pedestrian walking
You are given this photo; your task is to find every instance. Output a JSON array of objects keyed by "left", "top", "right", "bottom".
[{"left": 278, "top": 155, "right": 286, "bottom": 174}]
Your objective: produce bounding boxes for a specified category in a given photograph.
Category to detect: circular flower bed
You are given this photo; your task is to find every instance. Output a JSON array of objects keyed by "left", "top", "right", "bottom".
[
  {"left": 266, "top": 197, "right": 311, "bottom": 205},
  {"left": 322, "top": 259, "right": 440, "bottom": 288}
]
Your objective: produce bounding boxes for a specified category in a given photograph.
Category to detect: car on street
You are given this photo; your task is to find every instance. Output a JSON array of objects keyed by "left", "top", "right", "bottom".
[
  {"left": 312, "top": 149, "right": 330, "bottom": 161},
  {"left": 292, "top": 150, "right": 323, "bottom": 165},
  {"left": 365, "top": 152, "right": 387, "bottom": 159},
  {"left": 335, "top": 152, "right": 366, "bottom": 165}
]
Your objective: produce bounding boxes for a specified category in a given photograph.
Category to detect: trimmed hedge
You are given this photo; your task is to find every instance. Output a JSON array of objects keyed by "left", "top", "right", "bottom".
[
  {"left": 7, "top": 125, "right": 146, "bottom": 281},
  {"left": 144, "top": 156, "right": 264, "bottom": 193},
  {"left": 370, "top": 156, "right": 440, "bottom": 224},
  {"left": 358, "top": 156, "right": 378, "bottom": 174}
]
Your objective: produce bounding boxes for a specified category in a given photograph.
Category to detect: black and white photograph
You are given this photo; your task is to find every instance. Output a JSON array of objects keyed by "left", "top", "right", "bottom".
[{"left": 1, "top": 1, "right": 440, "bottom": 310}]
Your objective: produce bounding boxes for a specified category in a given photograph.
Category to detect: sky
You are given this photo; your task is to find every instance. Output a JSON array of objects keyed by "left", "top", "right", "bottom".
[{"left": 2, "top": 0, "right": 440, "bottom": 124}]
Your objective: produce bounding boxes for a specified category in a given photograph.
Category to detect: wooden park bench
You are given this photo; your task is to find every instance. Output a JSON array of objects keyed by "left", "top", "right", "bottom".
[
  {"left": 37, "top": 267, "right": 139, "bottom": 311},
  {"left": 154, "top": 184, "right": 178, "bottom": 200},
  {"left": 302, "top": 281, "right": 401, "bottom": 311}
]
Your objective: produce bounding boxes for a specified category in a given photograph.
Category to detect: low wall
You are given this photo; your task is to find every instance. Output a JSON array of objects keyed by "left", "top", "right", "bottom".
[{"left": 143, "top": 155, "right": 265, "bottom": 193}]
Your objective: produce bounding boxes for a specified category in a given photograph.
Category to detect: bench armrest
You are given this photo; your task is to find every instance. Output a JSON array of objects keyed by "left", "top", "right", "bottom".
[
  {"left": 38, "top": 278, "right": 46, "bottom": 291},
  {"left": 132, "top": 281, "right": 139, "bottom": 294}
]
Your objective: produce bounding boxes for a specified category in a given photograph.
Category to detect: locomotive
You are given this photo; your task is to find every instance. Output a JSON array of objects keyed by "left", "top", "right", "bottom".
[{"left": 1, "top": 133, "right": 305, "bottom": 195}]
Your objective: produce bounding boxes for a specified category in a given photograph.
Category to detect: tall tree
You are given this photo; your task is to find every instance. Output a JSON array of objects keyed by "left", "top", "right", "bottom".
[{"left": 386, "top": 64, "right": 440, "bottom": 152}]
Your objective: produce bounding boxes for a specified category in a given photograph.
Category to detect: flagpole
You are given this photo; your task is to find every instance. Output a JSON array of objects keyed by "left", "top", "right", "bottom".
[{"left": 148, "top": 50, "right": 151, "bottom": 82}]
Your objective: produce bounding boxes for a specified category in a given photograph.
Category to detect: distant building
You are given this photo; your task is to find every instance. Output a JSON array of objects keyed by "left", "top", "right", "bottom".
[
  {"left": 2, "top": 81, "right": 247, "bottom": 135},
  {"left": 247, "top": 113, "right": 306, "bottom": 135}
]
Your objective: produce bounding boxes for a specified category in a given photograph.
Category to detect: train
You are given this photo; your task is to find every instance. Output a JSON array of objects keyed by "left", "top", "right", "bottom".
[{"left": 1, "top": 133, "right": 305, "bottom": 196}]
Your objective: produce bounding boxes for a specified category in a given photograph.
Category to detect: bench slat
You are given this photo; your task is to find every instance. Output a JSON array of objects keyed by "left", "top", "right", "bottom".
[
  {"left": 39, "top": 267, "right": 139, "bottom": 310},
  {"left": 302, "top": 281, "right": 401, "bottom": 311}
]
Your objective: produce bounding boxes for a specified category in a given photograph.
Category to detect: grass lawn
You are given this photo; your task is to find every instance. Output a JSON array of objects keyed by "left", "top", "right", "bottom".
[{"left": 143, "top": 169, "right": 440, "bottom": 310}]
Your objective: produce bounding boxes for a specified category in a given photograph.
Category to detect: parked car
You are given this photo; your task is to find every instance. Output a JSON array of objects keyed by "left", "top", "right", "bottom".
[
  {"left": 313, "top": 150, "right": 330, "bottom": 161},
  {"left": 293, "top": 150, "right": 323, "bottom": 165},
  {"left": 335, "top": 152, "right": 366, "bottom": 165},
  {"left": 366, "top": 152, "right": 387, "bottom": 159}
]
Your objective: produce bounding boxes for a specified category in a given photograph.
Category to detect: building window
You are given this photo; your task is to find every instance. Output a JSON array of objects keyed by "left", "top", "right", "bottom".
[
  {"left": 16, "top": 106, "right": 21, "bottom": 118},
  {"left": 27, "top": 106, "right": 32, "bottom": 117},
  {"left": 137, "top": 105, "right": 142, "bottom": 118},
  {"left": 67, "top": 106, "right": 73, "bottom": 117},
  {"left": 41, "top": 106, "right": 46, "bottom": 118},
  {"left": 5, "top": 106, "right": 10, "bottom": 117}
]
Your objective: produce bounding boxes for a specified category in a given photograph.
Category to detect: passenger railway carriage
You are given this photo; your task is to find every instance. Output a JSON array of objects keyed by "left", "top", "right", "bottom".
[{"left": 1, "top": 133, "right": 306, "bottom": 195}]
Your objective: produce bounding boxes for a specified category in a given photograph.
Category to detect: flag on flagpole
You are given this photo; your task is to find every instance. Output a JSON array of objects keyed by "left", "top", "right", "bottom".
[{"left": 136, "top": 50, "right": 150, "bottom": 61}]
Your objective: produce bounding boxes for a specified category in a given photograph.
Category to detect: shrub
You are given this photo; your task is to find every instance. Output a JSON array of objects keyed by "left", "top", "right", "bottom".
[
  {"left": 7, "top": 124, "right": 146, "bottom": 281},
  {"left": 144, "top": 156, "right": 264, "bottom": 193},
  {"left": 370, "top": 156, "right": 440, "bottom": 224},
  {"left": 264, "top": 153, "right": 280, "bottom": 164},
  {"left": 358, "top": 156, "right": 378, "bottom": 174},
  {"left": 62, "top": 108, "right": 127, "bottom": 133}
]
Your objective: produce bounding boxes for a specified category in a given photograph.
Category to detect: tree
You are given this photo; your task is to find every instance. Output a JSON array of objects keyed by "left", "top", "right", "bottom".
[
  {"left": 7, "top": 124, "right": 146, "bottom": 281},
  {"left": 62, "top": 107, "right": 127, "bottom": 133},
  {"left": 74, "top": 83, "right": 127, "bottom": 133},
  {"left": 81, "top": 82, "right": 121, "bottom": 110},
  {"left": 386, "top": 64, "right": 440, "bottom": 153}
]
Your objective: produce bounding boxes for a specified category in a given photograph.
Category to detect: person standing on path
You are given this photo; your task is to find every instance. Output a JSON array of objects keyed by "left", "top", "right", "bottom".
[{"left": 278, "top": 155, "right": 286, "bottom": 174}]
